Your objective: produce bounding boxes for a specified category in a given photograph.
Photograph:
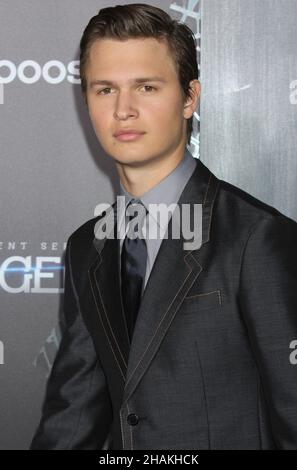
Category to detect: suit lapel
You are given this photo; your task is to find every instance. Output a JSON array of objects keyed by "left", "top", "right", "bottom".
[
  {"left": 89, "top": 204, "right": 131, "bottom": 384},
  {"left": 89, "top": 158, "right": 220, "bottom": 403},
  {"left": 123, "top": 159, "right": 220, "bottom": 403}
]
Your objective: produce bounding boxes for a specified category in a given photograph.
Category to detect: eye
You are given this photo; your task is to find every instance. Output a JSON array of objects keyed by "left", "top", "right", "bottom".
[
  {"left": 141, "top": 85, "right": 156, "bottom": 92},
  {"left": 97, "top": 88, "right": 111, "bottom": 95}
]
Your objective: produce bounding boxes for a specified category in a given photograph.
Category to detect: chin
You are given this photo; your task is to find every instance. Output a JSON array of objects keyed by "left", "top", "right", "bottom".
[
  {"left": 114, "top": 156, "right": 147, "bottom": 167},
  {"left": 107, "top": 148, "right": 145, "bottom": 163}
]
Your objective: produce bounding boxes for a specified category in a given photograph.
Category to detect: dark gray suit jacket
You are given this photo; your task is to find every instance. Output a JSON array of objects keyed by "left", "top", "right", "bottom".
[{"left": 30, "top": 158, "right": 297, "bottom": 449}]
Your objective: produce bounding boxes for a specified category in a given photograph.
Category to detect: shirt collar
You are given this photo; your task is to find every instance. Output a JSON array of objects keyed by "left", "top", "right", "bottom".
[{"left": 118, "top": 147, "right": 197, "bottom": 231}]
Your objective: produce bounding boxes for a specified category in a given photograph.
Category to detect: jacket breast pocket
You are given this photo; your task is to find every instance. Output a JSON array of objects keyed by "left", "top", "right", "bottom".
[{"left": 182, "top": 289, "right": 222, "bottom": 312}]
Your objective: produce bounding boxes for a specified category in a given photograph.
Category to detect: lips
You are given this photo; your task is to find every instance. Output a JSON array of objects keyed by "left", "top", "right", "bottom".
[
  {"left": 115, "top": 132, "right": 145, "bottom": 142},
  {"left": 114, "top": 129, "right": 145, "bottom": 142},
  {"left": 114, "top": 129, "right": 145, "bottom": 137}
]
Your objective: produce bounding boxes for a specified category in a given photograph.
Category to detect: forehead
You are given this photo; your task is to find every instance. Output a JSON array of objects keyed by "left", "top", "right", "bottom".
[{"left": 86, "top": 37, "right": 177, "bottom": 78}]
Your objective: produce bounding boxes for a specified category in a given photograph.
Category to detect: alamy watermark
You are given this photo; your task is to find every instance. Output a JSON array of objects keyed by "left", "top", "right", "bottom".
[
  {"left": 94, "top": 197, "right": 203, "bottom": 251},
  {"left": 289, "top": 339, "right": 297, "bottom": 365}
]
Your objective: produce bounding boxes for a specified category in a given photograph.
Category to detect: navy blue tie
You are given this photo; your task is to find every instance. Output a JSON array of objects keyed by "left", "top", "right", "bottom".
[{"left": 121, "top": 199, "right": 148, "bottom": 342}]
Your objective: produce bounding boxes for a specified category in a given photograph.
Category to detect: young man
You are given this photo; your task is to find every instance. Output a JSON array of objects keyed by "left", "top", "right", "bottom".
[{"left": 30, "top": 4, "right": 297, "bottom": 450}]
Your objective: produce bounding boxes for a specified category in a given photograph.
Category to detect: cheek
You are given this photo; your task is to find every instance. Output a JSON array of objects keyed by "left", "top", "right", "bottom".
[
  {"left": 89, "top": 106, "right": 109, "bottom": 134},
  {"left": 149, "top": 102, "right": 183, "bottom": 132},
  {"left": 150, "top": 94, "right": 183, "bottom": 120},
  {"left": 153, "top": 93, "right": 183, "bottom": 114}
]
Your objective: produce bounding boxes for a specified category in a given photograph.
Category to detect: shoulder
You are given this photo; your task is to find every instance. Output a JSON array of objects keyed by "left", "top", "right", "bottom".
[
  {"left": 218, "top": 179, "right": 282, "bottom": 217},
  {"left": 66, "top": 202, "right": 116, "bottom": 250},
  {"left": 213, "top": 178, "right": 297, "bottom": 264},
  {"left": 215, "top": 177, "right": 296, "bottom": 231},
  {"left": 68, "top": 215, "right": 100, "bottom": 243}
]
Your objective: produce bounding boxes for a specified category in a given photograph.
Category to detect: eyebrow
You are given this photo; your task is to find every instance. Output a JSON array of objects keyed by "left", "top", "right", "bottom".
[{"left": 89, "top": 77, "right": 167, "bottom": 88}]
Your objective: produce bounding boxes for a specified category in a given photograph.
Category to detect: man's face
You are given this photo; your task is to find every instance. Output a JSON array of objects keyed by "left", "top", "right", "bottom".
[{"left": 85, "top": 37, "right": 197, "bottom": 167}]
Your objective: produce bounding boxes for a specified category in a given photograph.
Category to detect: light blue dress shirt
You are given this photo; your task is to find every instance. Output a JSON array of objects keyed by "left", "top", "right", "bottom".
[{"left": 118, "top": 147, "right": 197, "bottom": 293}]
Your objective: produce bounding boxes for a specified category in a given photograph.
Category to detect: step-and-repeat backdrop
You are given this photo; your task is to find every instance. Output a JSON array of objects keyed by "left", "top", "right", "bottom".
[{"left": 0, "top": 0, "right": 296, "bottom": 449}]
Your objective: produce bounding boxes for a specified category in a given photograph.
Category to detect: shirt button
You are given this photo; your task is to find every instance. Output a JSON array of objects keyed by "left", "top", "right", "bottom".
[{"left": 127, "top": 413, "right": 139, "bottom": 426}]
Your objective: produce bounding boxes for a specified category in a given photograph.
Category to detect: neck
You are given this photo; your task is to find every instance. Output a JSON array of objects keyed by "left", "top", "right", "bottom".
[{"left": 116, "top": 143, "right": 187, "bottom": 198}]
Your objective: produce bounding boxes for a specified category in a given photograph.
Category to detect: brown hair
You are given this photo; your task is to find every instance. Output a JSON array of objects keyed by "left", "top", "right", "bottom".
[{"left": 79, "top": 3, "right": 199, "bottom": 145}]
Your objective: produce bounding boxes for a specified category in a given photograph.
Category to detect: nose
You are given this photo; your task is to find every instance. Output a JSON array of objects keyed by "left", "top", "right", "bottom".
[{"left": 114, "top": 90, "right": 138, "bottom": 120}]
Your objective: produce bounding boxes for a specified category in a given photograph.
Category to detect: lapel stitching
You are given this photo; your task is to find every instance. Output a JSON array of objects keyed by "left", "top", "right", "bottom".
[{"left": 88, "top": 254, "right": 127, "bottom": 382}]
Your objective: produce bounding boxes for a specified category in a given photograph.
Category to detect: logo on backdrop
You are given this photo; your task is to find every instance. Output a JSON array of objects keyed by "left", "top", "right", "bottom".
[
  {"left": 0, "top": 59, "right": 80, "bottom": 84},
  {"left": 0, "top": 59, "right": 80, "bottom": 104},
  {"left": 289, "top": 79, "right": 297, "bottom": 105},
  {"left": 33, "top": 327, "right": 61, "bottom": 377},
  {"left": 0, "top": 241, "right": 66, "bottom": 293}
]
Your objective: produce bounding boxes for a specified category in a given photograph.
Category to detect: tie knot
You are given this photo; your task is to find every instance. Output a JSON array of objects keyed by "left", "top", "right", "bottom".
[
  {"left": 125, "top": 198, "right": 147, "bottom": 238},
  {"left": 126, "top": 198, "right": 147, "bottom": 216}
]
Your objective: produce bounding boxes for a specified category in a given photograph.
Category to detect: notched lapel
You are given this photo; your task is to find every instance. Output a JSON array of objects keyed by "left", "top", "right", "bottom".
[{"left": 89, "top": 203, "right": 131, "bottom": 383}]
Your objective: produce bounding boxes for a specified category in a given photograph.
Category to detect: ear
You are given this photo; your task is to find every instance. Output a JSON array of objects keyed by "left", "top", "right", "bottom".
[{"left": 183, "top": 79, "right": 201, "bottom": 119}]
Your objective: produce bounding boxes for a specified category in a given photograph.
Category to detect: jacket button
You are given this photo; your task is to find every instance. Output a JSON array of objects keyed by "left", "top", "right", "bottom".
[{"left": 127, "top": 413, "right": 139, "bottom": 426}]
